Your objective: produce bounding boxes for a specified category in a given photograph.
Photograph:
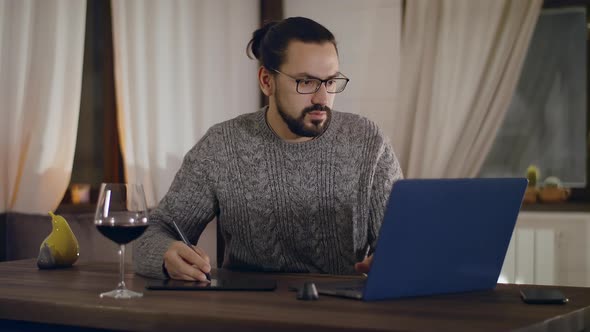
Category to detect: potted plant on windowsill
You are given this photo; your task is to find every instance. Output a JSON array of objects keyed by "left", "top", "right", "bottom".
[
  {"left": 539, "top": 176, "right": 570, "bottom": 203},
  {"left": 523, "top": 165, "right": 540, "bottom": 204}
]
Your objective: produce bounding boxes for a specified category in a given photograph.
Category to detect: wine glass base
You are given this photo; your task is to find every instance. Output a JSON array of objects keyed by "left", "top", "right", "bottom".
[{"left": 100, "top": 288, "right": 143, "bottom": 299}]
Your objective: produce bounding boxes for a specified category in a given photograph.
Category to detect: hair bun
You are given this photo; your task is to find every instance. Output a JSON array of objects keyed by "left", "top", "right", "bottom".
[{"left": 247, "top": 20, "right": 279, "bottom": 60}]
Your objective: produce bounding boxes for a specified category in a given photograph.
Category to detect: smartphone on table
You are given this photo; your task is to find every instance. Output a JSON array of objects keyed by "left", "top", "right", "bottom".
[{"left": 520, "top": 288, "right": 568, "bottom": 304}]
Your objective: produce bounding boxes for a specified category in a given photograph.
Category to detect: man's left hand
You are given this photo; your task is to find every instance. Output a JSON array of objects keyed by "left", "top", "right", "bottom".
[{"left": 354, "top": 255, "right": 373, "bottom": 274}]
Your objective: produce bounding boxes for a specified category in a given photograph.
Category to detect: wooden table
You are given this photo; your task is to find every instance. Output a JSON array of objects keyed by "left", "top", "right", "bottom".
[{"left": 0, "top": 259, "right": 589, "bottom": 331}]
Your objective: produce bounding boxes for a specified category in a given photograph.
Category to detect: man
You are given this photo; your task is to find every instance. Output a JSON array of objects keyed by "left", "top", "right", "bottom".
[{"left": 134, "top": 17, "right": 403, "bottom": 281}]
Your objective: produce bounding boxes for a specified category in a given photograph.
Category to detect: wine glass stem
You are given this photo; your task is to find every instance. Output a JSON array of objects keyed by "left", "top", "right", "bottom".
[{"left": 118, "top": 244, "right": 126, "bottom": 290}]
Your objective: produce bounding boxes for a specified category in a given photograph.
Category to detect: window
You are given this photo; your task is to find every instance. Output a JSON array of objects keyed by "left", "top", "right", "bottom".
[
  {"left": 58, "top": 0, "right": 123, "bottom": 211},
  {"left": 480, "top": 7, "right": 588, "bottom": 191}
]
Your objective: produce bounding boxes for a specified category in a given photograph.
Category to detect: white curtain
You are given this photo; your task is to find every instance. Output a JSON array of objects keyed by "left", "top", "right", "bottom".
[
  {"left": 0, "top": 0, "right": 87, "bottom": 214},
  {"left": 284, "top": 0, "right": 402, "bottom": 140},
  {"left": 395, "top": 0, "right": 542, "bottom": 178},
  {"left": 111, "top": 0, "right": 259, "bottom": 207}
]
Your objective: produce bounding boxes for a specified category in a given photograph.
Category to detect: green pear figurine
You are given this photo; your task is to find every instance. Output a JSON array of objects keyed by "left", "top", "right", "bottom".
[{"left": 37, "top": 212, "right": 80, "bottom": 269}]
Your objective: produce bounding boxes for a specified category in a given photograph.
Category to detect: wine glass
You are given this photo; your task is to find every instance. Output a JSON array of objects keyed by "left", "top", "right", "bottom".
[{"left": 94, "top": 183, "right": 149, "bottom": 299}]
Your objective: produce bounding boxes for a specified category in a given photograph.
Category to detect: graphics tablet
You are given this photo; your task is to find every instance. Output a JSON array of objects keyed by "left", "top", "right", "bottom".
[{"left": 146, "top": 277, "right": 277, "bottom": 291}]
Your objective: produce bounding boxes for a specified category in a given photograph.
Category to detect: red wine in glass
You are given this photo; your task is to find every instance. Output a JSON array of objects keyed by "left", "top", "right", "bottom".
[{"left": 96, "top": 224, "right": 149, "bottom": 244}]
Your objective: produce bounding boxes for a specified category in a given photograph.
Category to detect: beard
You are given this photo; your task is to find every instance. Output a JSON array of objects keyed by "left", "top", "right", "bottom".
[{"left": 276, "top": 98, "right": 332, "bottom": 138}]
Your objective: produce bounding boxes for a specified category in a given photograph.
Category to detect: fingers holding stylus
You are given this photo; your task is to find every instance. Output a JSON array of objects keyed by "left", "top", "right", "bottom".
[
  {"left": 164, "top": 241, "right": 211, "bottom": 281},
  {"left": 178, "top": 243, "right": 211, "bottom": 280},
  {"left": 192, "top": 245, "right": 211, "bottom": 265}
]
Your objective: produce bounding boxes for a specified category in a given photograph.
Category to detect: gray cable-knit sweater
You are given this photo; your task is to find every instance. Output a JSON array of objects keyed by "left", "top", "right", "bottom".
[{"left": 133, "top": 107, "right": 403, "bottom": 278}]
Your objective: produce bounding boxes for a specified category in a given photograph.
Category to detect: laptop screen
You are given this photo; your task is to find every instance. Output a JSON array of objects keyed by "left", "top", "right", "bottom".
[{"left": 363, "top": 178, "right": 527, "bottom": 301}]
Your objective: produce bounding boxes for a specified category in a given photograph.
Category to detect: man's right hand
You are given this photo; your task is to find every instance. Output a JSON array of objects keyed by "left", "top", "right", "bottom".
[{"left": 163, "top": 241, "right": 211, "bottom": 281}]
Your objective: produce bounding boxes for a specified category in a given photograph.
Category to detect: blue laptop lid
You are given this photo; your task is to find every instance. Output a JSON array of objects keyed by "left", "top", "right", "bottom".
[{"left": 363, "top": 178, "right": 527, "bottom": 301}]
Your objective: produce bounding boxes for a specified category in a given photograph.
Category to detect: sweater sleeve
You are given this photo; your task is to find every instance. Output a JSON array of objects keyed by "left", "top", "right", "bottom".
[
  {"left": 133, "top": 128, "right": 221, "bottom": 279},
  {"left": 367, "top": 133, "right": 403, "bottom": 252}
]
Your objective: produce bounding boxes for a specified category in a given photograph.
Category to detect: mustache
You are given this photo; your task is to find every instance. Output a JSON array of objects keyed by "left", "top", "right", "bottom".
[{"left": 303, "top": 104, "right": 331, "bottom": 114}]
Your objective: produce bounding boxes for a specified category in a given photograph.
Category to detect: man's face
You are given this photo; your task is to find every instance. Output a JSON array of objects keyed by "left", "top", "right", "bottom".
[{"left": 273, "top": 41, "right": 339, "bottom": 138}]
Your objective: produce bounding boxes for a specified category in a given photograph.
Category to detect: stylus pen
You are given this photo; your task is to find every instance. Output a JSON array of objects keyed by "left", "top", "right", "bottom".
[{"left": 171, "top": 220, "right": 211, "bottom": 281}]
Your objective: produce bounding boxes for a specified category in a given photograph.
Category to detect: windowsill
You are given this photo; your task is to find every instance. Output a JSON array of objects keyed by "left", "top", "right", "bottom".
[
  {"left": 55, "top": 201, "right": 590, "bottom": 215},
  {"left": 55, "top": 203, "right": 155, "bottom": 216},
  {"left": 521, "top": 201, "right": 590, "bottom": 212},
  {"left": 55, "top": 203, "right": 97, "bottom": 215}
]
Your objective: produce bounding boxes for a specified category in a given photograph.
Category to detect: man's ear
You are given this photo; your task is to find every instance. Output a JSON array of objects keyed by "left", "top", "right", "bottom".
[{"left": 258, "top": 66, "right": 274, "bottom": 97}]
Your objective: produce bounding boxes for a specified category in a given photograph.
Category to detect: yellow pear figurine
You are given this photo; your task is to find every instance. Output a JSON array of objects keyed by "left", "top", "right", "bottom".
[{"left": 37, "top": 212, "right": 80, "bottom": 269}]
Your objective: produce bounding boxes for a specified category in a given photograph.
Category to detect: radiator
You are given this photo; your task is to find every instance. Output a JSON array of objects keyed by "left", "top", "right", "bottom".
[{"left": 499, "top": 228, "right": 556, "bottom": 285}]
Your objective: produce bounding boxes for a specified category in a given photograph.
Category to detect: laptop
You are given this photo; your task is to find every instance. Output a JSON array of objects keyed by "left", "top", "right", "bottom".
[{"left": 315, "top": 178, "right": 527, "bottom": 301}]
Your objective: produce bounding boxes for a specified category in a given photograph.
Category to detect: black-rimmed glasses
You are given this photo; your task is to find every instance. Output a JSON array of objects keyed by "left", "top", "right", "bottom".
[{"left": 273, "top": 69, "right": 349, "bottom": 94}]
